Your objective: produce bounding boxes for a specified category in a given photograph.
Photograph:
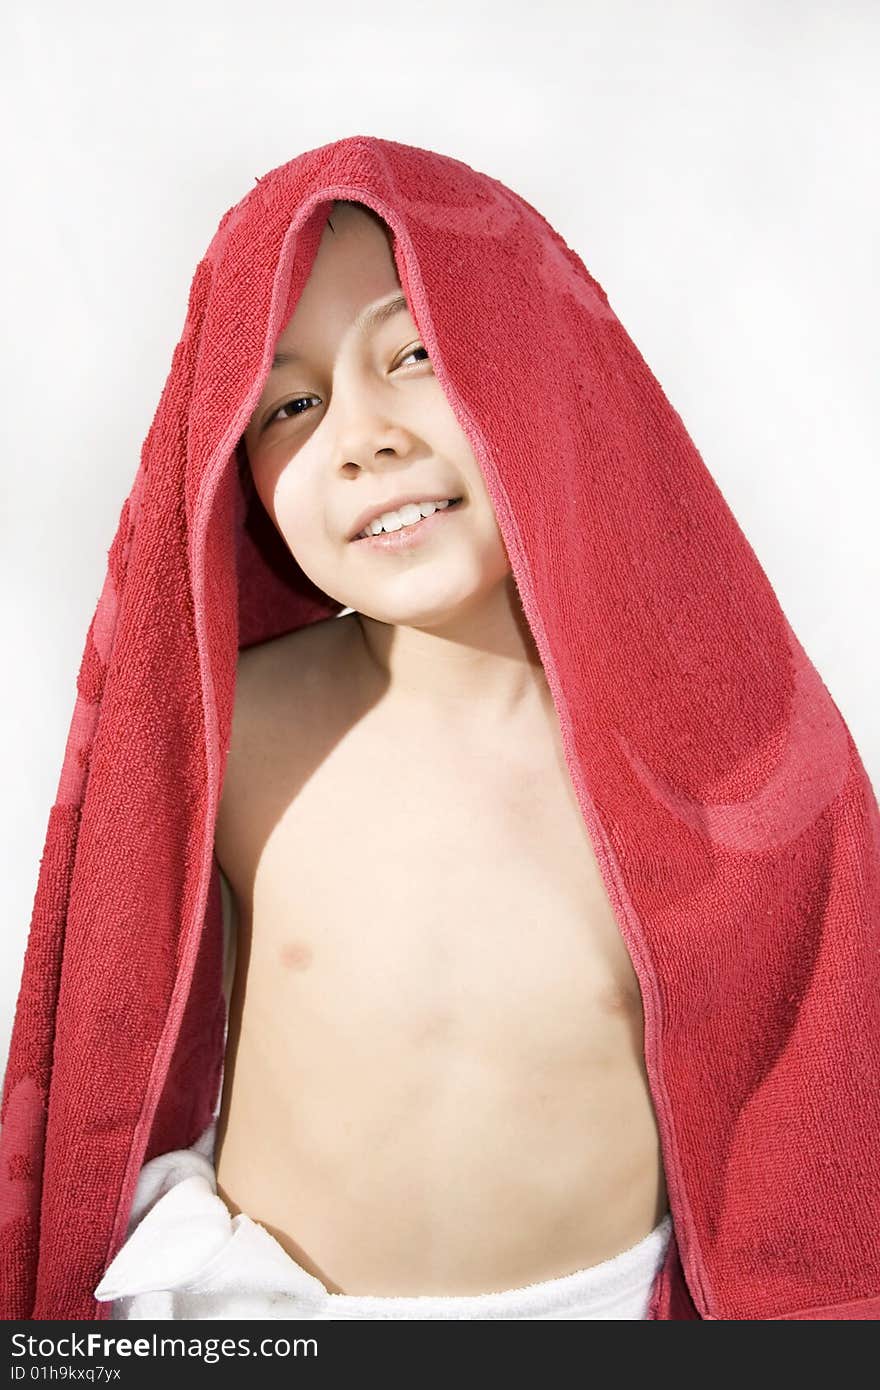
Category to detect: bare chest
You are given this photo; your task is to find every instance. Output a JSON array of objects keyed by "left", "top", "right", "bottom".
[{"left": 222, "top": 708, "right": 645, "bottom": 1041}]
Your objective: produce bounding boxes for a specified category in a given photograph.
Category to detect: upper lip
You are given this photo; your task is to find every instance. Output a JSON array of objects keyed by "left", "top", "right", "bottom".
[{"left": 347, "top": 491, "right": 460, "bottom": 541}]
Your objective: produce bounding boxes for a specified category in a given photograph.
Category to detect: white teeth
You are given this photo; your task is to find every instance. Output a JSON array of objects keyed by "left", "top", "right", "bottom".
[{"left": 358, "top": 498, "right": 455, "bottom": 539}]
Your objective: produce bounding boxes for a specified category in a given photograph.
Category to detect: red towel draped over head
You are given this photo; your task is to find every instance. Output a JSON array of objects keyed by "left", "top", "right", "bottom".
[{"left": 1, "top": 135, "right": 878, "bottom": 1320}]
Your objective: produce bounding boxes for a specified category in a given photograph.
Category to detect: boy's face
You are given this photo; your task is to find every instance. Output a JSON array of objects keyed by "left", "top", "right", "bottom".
[{"left": 242, "top": 204, "right": 510, "bottom": 628}]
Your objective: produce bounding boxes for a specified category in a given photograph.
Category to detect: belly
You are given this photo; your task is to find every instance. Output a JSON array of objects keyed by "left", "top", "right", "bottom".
[{"left": 214, "top": 891, "right": 669, "bottom": 1297}]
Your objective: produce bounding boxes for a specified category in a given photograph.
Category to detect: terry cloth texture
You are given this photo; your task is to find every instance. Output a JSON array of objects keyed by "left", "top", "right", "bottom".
[
  {"left": 93, "top": 1121, "right": 674, "bottom": 1320},
  {"left": 1, "top": 135, "right": 878, "bottom": 1321}
]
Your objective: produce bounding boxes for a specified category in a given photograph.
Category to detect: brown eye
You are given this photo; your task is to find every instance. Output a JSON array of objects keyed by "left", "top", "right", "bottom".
[
  {"left": 396, "top": 345, "right": 430, "bottom": 368},
  {"left": 266, "top": 395, "right": 321, "bottom": 427}
]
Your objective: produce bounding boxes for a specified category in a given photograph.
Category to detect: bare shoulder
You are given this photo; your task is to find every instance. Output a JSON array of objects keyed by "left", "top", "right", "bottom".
[{"left": 214, "top": 614, "right": 360, "bottom": 875}]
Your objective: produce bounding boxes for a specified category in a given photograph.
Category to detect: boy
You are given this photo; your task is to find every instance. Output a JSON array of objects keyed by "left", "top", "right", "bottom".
[{"left": 95, "top": 199, "right": 672, "bottom": 1319}]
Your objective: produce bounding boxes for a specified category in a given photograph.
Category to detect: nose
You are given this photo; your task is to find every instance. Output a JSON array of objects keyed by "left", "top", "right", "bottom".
[{"left": 334, "top": 416, "right": 417, "bottom": 475}]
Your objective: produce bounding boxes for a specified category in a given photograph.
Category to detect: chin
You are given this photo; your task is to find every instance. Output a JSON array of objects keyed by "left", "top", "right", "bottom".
[
  {"left": 353, "top": 578, "right": 497, "bottom": 631},
  {"left": 309, "top": 537, "right": 509, "bottom": 628}
]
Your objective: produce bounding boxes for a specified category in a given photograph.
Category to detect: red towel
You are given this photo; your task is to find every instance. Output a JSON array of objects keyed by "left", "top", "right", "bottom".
[{"left": 1, "top": 135, "right": 878, "bottom": 1321}]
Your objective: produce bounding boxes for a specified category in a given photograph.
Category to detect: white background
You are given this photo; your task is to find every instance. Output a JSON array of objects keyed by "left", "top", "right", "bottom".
[{"left": 2, "top": 1, "right": 877, "bottom": 1072}]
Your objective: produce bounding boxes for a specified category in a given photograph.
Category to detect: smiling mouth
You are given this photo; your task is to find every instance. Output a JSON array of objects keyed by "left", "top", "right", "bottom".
[{"left": 351, "top": 497, "right": 464, "bottom": 542}]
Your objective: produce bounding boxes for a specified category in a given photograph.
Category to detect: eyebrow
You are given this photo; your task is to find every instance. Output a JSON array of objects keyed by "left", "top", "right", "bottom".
[{"left": 271, "top": 292, "right": 410, "bottom": 370}]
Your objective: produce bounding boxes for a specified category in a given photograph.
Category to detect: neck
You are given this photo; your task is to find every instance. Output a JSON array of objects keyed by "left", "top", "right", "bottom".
[{"left": 352, "top": 574, "right": 552, "bottom": 725}]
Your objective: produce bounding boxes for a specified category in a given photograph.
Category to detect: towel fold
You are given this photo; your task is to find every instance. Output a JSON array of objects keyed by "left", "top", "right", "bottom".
[{"left": 95, "top": 1170, "right": 331, "bottom": 1319}]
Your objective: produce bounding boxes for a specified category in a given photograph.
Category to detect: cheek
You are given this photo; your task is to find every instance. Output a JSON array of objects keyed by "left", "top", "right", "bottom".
[
  {"left": 270, "top": 467, "right": 326, "bottom": 554},
  {"left": 434, "top": 410, "right": 490, "bottom": 499}
]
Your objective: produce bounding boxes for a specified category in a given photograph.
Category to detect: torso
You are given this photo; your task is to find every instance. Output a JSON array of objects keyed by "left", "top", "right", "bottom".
[{"left": 212, "top": 613, "right": 669, "bottom": 1297}]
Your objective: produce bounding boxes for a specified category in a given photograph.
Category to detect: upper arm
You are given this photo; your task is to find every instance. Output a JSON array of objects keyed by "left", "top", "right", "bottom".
[
  {"left": 214, "top": 644, "right": 262, "bottom": 885},
  {"left": 217, "top": 863, "right": 239, "bottom": 1007}
]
